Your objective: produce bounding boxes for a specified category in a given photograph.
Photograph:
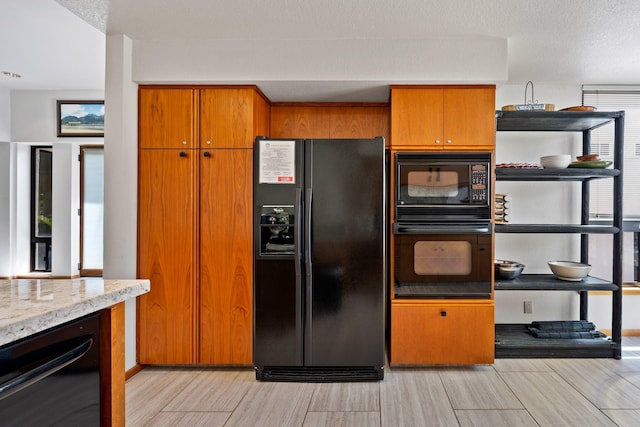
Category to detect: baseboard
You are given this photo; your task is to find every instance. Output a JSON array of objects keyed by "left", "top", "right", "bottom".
[
  {"left": 125, "top": 364, "right": 145, "bottom": 380},
  {"left": 14, "top": 273, "right": 82, "bottom": 279}
]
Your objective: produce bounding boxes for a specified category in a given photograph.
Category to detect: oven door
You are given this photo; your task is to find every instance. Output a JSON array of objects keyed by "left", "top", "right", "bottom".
[{"left": 393, "top": 224, "right": 492, "bottom": 298}]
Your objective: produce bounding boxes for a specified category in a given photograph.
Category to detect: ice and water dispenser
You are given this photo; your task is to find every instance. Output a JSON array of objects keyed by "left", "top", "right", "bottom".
[{"left": 259, "top": 205, "right": 295, "bottom": 255}]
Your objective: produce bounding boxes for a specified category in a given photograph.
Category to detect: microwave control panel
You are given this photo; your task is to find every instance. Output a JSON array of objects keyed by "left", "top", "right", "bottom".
[{"left": 470, "top": 164, "right": 489, "bottom": 202}]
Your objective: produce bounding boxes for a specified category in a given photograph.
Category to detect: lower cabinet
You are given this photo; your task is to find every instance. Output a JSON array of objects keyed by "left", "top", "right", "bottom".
[
  {"left": 391, "top": 300, "right": 495, "bottom": 365},
  {"left": 137, "top": 148, "right": 253, "bottom": 365},
  {"left": 198, "top": 149, "right": 253, "bottom": 364}
]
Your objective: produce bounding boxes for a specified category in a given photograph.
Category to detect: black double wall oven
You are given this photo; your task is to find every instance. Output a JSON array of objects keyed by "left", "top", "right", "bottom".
[{"left": 393, "top": 152, "right": 493, "bottom": 299}]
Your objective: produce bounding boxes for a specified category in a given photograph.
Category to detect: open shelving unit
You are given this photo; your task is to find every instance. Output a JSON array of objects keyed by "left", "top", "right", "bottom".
[{"left": 494, "top": 110, "right": 625, "bottom": 359}]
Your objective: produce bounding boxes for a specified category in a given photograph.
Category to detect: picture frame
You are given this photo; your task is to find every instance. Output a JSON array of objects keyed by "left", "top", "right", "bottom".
[{"left": 57, "top": 100, "right": 104, "bottom": 137}]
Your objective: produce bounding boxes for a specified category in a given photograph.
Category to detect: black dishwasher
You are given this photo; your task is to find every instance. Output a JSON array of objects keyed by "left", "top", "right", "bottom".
[{"left": 0, "top": 312, "right": 101, "bottom": 426}]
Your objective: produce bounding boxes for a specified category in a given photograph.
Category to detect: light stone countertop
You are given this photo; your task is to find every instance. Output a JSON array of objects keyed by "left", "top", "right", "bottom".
[{"left": 0, "top": 278, "right": 150, "bottom": 347}]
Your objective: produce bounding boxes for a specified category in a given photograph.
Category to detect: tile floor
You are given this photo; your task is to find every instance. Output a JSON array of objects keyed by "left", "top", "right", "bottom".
[{"left": 126, "top": 338, "right": 640, "bottom": 426}]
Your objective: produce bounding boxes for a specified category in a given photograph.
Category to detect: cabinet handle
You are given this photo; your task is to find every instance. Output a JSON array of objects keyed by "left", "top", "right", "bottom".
[
  {"left": 179, "top": 151, "right": 187, "bottom": 157},
  {"left": 441, "top": 311, "right": 447, "bottom": 317},
  {"left": 182, "top": 141, "right": 188, "bottom": 145},
  {"left": 435, "top": 139, "right": 441, "bottom": 144},
  {"left": 205, "top": 140, "right": 212, "bottom": 145},
  {"left": 446, "top": 139, "right": 452, "bottom": 144},
  {"left": 203, "top": 152, "right": 211, "bottom": 157}
]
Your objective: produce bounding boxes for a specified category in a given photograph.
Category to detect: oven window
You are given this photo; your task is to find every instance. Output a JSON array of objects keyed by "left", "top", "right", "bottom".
[
  {"left": 414, "top": 241, "right": 472, "bottom": 275},
  {"left": 407, "top": 170, "right": 459, "bottom": 198}
]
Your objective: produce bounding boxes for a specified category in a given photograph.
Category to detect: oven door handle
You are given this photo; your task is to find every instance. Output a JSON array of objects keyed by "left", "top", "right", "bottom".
[
  {"left": 393, "top": 223, "right": 492, "bottom": 234},
  {"left": 0, "top": 335, "right": 94, "bottom": 402}
]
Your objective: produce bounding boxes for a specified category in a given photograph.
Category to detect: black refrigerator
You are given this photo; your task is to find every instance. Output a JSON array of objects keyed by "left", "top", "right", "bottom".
[{"left": 253, "top": 137, "right": 386, "bottom": 381}]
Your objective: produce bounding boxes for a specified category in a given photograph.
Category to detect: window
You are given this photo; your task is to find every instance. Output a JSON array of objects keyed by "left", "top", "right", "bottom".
[
  {"left": 583, "top": 85, "right": 640, "bottom": 282},
  {"left": 31, "top": 146, "right": 52, "bottom": 272}
]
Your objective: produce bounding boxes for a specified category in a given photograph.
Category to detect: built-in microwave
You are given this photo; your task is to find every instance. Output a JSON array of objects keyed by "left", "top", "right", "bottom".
[{"left": 395, "top": 152, "right": 491, "bottom": 223}]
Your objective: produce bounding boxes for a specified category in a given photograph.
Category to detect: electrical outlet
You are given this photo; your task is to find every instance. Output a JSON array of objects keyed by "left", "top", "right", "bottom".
[{"left": 524, "top": 300, "right": 533, "bottom": 314}]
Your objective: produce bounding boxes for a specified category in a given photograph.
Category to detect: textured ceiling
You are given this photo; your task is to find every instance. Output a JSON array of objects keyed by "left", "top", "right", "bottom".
[{"left": 2, "top": 0, "right": 640, "bottom": 101}]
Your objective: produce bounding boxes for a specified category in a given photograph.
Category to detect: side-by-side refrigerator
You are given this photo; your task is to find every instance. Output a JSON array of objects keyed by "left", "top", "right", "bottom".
[{"left": 253, "top": 137, "right": 386, "bottom": 381}]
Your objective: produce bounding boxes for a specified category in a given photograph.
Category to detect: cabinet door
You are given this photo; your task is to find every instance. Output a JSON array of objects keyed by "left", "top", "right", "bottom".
[
  {"left": 391, "top": 301, "right": 494, "bottom": 365},
  {"left": 137, "top": 149, "right": 197, "bottom": 364},
  {"left": 252, "top": 89, "right": 271, "bottom": 139},
  {"left": 139, "top": 88, "right": 195, "bottom": 149},
  {"left": 199, "top": 149, "right": 253, "bottom": 364},
  {"left": 443, "top": 88, "right": 496, "bottom": 149},
  {"left": 391, "top": 88, "right": 443, "bottom": 148},
  {"left": 199, "top": 88, "right": 254, "bottom": 149}
]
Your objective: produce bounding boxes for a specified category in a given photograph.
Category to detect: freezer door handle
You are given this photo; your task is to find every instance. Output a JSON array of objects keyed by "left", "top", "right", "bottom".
[
  {"left": 295, "top": 189, "right": 303, "bottom": 282},
  {"left": 305, "top": 187, "right": 313, "bottom": 364}
]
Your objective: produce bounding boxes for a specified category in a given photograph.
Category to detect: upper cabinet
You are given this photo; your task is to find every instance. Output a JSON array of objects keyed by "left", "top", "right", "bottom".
[
  {"left": 139, "top": 88, "right": 196, "bottom": 149},
  {"left": 139, "top": 86, "right": 270, "bottom": 149},
  {"left": 200, "top": 88, "right": 270, "bottom": 148},
  {"left": 390, "top": 86, "right": 496, "bottom": 150}
]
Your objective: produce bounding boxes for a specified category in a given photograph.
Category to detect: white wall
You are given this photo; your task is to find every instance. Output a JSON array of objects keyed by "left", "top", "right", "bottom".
[
  {"left": 11, "top": 90, "right": 103, "bottom": 143},
  {"left": 0, "top": 142, "right": 14, "bottom": 278},
  {"left": 0, "top": 89, "right": 12, "bottom": 278},
  {"left": 132, "top": 37, "right": 509, "bottom": 102},
  {"left": 104, "top": 34, "right": 139, "bottom": 370},
  {"left": 14, "top": 144, "right": 31, "bottom": 275},
  {"left": 0, "top": 88, "right": 9, "bottom": 140}
]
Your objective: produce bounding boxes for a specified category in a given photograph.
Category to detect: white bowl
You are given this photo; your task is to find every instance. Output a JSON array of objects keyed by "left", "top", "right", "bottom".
[
  {"left": 548, "top": 261, "right": 591, "bottom": 281},
  {"left": 540, "top": 154, "right": 571, "bottom": 169}
]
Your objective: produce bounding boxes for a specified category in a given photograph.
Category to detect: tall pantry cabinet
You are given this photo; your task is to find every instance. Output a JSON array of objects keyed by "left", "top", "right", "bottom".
[{"left": 137, "top": 86, "right": 270, "bottom": 365}]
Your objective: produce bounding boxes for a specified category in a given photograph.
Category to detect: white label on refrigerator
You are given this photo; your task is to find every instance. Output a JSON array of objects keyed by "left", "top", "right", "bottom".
[{"left": 259, "top": 140, "right": 296, "bottom": 184}]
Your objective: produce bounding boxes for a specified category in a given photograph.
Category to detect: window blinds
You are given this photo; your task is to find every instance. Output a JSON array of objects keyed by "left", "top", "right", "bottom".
[{"left": 582, "top": 86, "right": 640, "bottom": 218}]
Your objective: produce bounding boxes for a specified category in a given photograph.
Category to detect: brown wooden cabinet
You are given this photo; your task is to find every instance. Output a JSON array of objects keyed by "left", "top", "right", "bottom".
[
  {"left": 200, "top": 88, "right": 270, "bottom": 148},
  {"left": 391, "top": 300, "right": 495, "bottom": 365},
  {"left": 139, "top": 88, "right": 196, "bottom": 149},
  {"left": 390, "top": 85, "right": 495, "bottom": 150},
  {"left": 198, "top": 149, "right": 253, "bottom": 364},
  {"left": 137, "top": 149, "right": 198, "bottom": 364},
  {"left": 137, "top": 85, "right": 269, "bottom": 365}
]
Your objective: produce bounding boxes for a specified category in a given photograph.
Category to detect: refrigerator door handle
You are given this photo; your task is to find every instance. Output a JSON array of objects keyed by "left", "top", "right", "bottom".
[
  {"left": 295, "top": 188, "right": 304, "bottom": 364},
  {"left": 305, "top": 187, "right": 313, "bottom": 267},
  {"left": 305, "top": 186, "right": 313, "bottom": 364},
  {"left": 294, "top": 189, "right": 303, "bottom": 281}
]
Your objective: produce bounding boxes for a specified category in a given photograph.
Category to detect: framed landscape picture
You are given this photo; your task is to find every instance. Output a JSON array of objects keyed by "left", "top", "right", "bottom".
[{"left": 57, "top": 100, "right": 104, "bottom": 137}]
